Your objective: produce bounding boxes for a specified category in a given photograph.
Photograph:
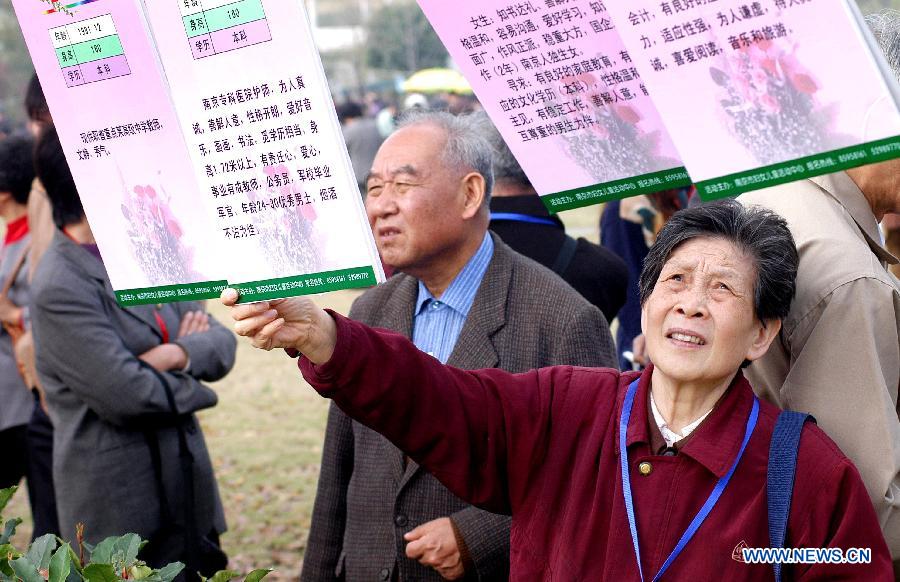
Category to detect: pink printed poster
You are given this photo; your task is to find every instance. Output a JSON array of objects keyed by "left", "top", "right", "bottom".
[
  {"left": 605, "top": 0, "right": 900, "bottom": 198},
  {"left": 417, "top": 0, "right": 692, "bottom": 213},
  {"left": 11, "top": 0, "right": 384, "bottom": 305}
]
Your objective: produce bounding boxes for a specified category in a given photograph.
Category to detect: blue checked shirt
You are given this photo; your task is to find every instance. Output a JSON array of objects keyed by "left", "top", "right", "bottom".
[{"left": 412, "top": 233, "right": 494, "bottom": 363}]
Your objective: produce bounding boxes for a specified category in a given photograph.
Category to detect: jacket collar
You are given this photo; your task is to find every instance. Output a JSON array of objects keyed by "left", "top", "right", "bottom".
[
  {"left": 51, "top": 228, "right": 109, "bottom": 283},
  {"left": 50, "top": 229, "right": 166, "bottom": 339},
  {"left": 617, "top": 365, "right": 756, "bottom": 479},
  {"left": 414, "top": 232, "right": 494, "bottom": 319},
  {"left": 376, "top": 231, "right": 513, "bottom": 357},
  {"left": 810, "top": 172, "right": 899, "bottom": 266},
  {"left": 445, "top": 232, "right": 512, "bottom": 369},
  {"left": 370, "top": 273, "right": 418, "bottom": 337}
]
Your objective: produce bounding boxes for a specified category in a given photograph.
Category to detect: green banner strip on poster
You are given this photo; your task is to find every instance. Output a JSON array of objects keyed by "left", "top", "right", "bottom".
[
  {"left": 115, "top": 280, "right": 230, "bottom": 306},
  {"left": 232, "top": 266, "right": 378, "bottom": 303},
  {"left": 540, "top": 166, "right": 693, "bottom": 214},
  {"left": 697, "top": 135, "right": 900, "bottom": 200}
]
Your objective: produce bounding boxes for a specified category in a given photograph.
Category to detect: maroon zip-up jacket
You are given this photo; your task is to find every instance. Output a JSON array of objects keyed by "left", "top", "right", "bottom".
[{"left": 299, "top": 313, "right": 892, "bottom": 580}]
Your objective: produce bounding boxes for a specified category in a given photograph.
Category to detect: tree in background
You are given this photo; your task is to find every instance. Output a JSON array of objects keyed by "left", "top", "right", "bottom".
[
  {"left": 0, "top": 0, "right": 34, "bottom": 129},
  {"left": 858, "top": 0, "right": 900, "bottom": 13},
  {"left": 364, "top": 1, "right": 447, "bottom": 73}
]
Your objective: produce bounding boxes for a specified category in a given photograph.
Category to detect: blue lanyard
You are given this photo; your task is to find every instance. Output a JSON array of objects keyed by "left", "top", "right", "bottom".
[
  {"left": 619, "top": 379, "right": 759, "bottom": 581},
  {"left": 490, "top": 212, "right": 559, "bottom": 228}
]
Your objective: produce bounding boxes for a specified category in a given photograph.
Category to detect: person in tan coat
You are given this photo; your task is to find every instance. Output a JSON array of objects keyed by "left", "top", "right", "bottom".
[
  {"left": 739, "top": 12, "right": 900, "bottom": 570},
  {"left": 740, "top": 171, "right": 899, "bottom": 560}
]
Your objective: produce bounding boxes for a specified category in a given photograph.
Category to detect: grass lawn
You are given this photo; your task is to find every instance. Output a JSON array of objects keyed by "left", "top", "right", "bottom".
[{"left": 6, "top": 205, "right": 603, "bottom": 580}]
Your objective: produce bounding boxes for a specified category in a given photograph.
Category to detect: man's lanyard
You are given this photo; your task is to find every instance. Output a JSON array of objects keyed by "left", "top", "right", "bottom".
[
  {"left": 619, "top": 379, "right": 759, "bottom": 581},
  {"left": 489, "top": 212, "right": 559, "bottom": 228},
  {"left": 153, "top": 310, "right": 170, "bottom": 344}
]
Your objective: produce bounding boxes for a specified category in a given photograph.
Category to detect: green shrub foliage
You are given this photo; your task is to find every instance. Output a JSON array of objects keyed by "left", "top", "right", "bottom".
[{"left": 0, "top": 488, "right": 271, "bottom": 582}]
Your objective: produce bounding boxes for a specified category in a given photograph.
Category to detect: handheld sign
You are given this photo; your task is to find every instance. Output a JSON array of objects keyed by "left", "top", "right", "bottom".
[
  {"left": 12, "top": 0, "right": 384, "bottom": 305},
  {"left": 416, "top": 0, "right": 692, "bottom": 213},
  {"left": 605, "top": 0, "right": 900, "bottom": 199}
]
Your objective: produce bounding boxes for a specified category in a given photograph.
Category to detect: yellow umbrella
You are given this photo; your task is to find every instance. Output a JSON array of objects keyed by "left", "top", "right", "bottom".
[{"left": 401, "top": 68, "right": 473, "bottom": 94}]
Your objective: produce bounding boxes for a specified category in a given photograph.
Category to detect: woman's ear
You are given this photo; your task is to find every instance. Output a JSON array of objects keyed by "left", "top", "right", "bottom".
[{"left": 745, "top": 318, "right": 782, "bottom": 363}]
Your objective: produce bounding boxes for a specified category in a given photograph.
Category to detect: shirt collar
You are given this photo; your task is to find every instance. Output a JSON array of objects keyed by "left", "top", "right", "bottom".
[
  {"left": 618, "top": 365, "right": 756, "bottom": 478},
  {"left": 810, "top": 172, "right": 899, "bottom": 265},
  {"left": 415, "top": 232, "right": 495, "bottom": 317},
  {"left": 4, "top": 215, "right": 29, "bottom": 246},
  {"left": 650, "top": 390, "right": 713, "bottom": 448}
]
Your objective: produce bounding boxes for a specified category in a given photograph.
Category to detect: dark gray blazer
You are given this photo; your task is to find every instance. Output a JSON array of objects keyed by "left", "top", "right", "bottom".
[
  {"left": 30, "top": 231, "right": 235, "bottom": 550},
  {"left": 301, "top": 235, "right": 617, "bottom": 581}
]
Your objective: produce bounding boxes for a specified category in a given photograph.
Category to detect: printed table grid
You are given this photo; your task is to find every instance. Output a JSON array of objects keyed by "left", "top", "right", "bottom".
[
  {"left": 181, "top": 0, "right": 272, "bottom": 60},
  {"left": 50, "top": 13, "right": 131, "bottom": 88}
]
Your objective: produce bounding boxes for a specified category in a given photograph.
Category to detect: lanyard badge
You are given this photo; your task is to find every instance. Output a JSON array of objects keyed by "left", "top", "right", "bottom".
[{"left": 619, "top": 379, "right": 759, "bottom": 581}]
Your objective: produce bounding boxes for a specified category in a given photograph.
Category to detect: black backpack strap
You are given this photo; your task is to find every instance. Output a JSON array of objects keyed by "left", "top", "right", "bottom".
[
  {"left": 767, "top": 410, "right": 816, "bottom": 582},
  {"left": 551, "top": 236, "right": 578, "bottom": 275}
]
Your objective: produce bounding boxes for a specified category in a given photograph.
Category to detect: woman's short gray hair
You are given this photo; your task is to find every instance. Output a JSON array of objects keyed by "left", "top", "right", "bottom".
[
  {"left": 638, "top": 199, "right": 799, "bottom": 323},
  {"left": 867, "top": 9, "right": 900, "bottom": 82},
  {"left": 397, "top": 110, "right": 495, "bottom": 203}
]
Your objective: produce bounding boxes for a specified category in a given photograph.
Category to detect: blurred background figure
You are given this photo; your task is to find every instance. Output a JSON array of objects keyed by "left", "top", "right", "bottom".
[
  {"left": 885, "top": 212, "right": 900, "bottom": 278},
  {"left": 0, "top": 127, "right": 58, "bottom": 539},
  {"left": 30, "top": 127, "right": 236, "bottom": 578},
  {"left": 479, "top": 118, "right": 628, "bottom": 323},
  {"left": 9, "top": 73, "right": 61, "bottom": 541},
  {"left": 738, "top": 11, "right": 900, "bottom": 571},
  {"left": 24, "top": 74, "right": 54, "bottom": 279},
  {"left": 0, "top": 135, "right": 36, "bottom": 495},
  {"left": 402, "top": 92, "right": 429, "bottom": 113},
  {"left": 600, "top": 188, "right": 691, "bottom": 369},
  {"left": 337, "top": 100, "right": 385, "bottom": 197}
]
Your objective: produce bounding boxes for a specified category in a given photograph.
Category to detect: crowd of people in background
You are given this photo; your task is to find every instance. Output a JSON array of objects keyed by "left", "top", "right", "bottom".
[{"left": 0, "top": 8, "right": 898, "bottom": 582}]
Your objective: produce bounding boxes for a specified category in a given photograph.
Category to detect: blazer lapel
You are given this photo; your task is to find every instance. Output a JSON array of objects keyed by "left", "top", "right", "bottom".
[
  {"left": 104, "top": 281, "right": 164, "bottom": 341},
  {"left": 370, "top": 274, "right": 417, "bottom": 336},
  {"left": 445, "top": 243, "right": 511, "bottom": 370},
  {"left": 367, "top": 276, "right": 419, "bottom": 481},
  {"left": 398, "top": 234, "right": 512, "bottom": 491}
]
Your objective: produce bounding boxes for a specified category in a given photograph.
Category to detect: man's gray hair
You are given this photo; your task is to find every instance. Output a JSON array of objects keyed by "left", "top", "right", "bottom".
[
  {"left": 470, "top": 111, "right": 531, "bottom": 187},
  {"left": 867, "top": 9, "right": 900, "bottom": 82},
  {"left": 397, "top": 110, "right": 495, "bottom": 204}
]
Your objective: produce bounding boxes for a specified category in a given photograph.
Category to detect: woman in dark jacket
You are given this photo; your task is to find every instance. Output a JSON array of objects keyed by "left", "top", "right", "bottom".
[{"left": 30, "top": 127, "right": 236, "bottom": 576}]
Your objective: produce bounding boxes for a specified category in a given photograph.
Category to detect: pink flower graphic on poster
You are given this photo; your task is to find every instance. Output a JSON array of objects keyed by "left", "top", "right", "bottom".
[
  {"left": 709, "top": 39, "right": 850, "bottom": 165},
  {"left": 243, "top": 163, "right": 322, "bottom": 275},
  {"left": 557, "top": 70, "right": 679, "bottom": 183},
  {"left": 120, "top": 183, "right": 197, "bottom": 285}
]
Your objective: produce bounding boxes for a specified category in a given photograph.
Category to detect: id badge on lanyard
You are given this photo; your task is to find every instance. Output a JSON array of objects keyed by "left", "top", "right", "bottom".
[{"left": 619, "top": 379, "right": 759, "bottom": 581}]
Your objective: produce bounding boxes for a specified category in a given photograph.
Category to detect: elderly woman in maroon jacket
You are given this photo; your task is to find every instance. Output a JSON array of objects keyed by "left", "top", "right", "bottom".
[{"left": 224, "top": 200, "right": 892, "bottom": 580}]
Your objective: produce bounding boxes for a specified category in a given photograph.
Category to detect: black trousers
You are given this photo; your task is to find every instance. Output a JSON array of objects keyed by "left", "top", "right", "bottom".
[
  {"left": 26, "top": 395, "right": 59, "bottom": 538},
  {"left": 0, "top": 423, "right": 27, "bottom": 490}
]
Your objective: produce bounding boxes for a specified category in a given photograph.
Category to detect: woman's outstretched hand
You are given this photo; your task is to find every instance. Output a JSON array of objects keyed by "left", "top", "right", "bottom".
[{"left": 220, "top": 288, "right": 338, "bottom": 365}]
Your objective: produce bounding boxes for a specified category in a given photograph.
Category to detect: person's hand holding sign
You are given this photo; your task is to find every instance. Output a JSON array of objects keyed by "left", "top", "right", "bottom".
[{"left": 220, "top": 289, "right": 337, "bottom": 365}]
